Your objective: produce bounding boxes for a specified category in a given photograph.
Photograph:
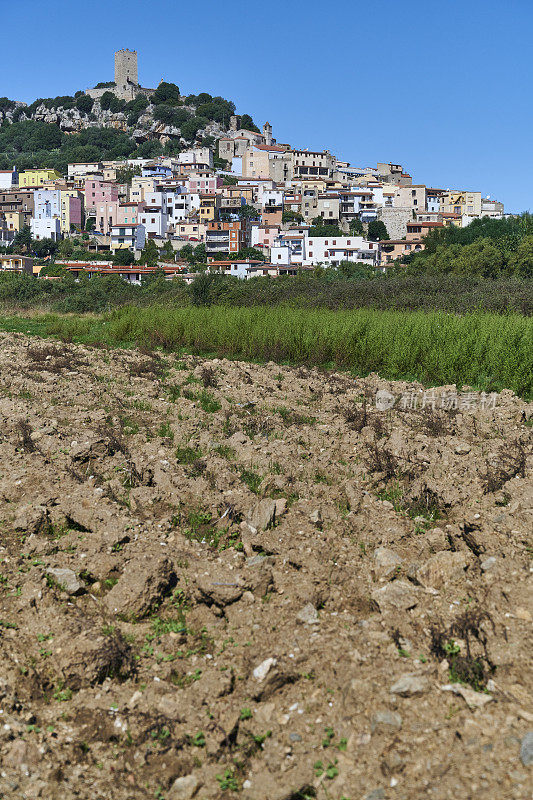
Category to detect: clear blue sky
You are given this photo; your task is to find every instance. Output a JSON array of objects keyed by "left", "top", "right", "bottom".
[{"left": 3, "top": 0, "right": 532, "bottom": 211}]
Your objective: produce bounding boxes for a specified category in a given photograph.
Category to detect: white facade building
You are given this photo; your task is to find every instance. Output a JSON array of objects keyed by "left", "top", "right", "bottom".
[
  {"left": 110, "top": 223, "right": 146, "bottom": 252},
  {"left": 30, "top": 217, "right": 61, "bottom": 241},
  {"left": 34, "top": 189, "right": 61, "bottom": 220},
  {"left": 305, "top": 235, "right": 378, "bottom": 267},
  {"left": 0, "top": 169, "right": 18, "bottom": 189},
  {"left": 138, "top": 192, "right": 169, "bottom": 238}
]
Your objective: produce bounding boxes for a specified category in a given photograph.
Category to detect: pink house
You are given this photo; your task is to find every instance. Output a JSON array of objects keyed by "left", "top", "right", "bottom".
[
  {"left": 186, "top": 173, "right": 222, "bottom": 195},
  {"left": 250, "top": 223, "right": 280, "bottom": 254},
  {"left": 67, "top": 195, "right": 83, "bottom": 228},
  {"left": 116, "top": 201, "right": 145, "bottom": 225},
  {"left": 84, "top": 179, "right": 120, "bottom": 233}
]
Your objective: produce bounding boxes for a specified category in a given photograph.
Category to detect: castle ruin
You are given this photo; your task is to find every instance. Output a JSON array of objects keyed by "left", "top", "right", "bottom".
[{"left": 87, "top": 50, "right": 155, "bottom": 102}]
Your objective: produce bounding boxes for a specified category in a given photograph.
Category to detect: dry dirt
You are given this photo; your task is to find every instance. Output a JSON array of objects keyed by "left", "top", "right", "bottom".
[{"left": 0, "top": 332, "right": 531, "bottom": 800}]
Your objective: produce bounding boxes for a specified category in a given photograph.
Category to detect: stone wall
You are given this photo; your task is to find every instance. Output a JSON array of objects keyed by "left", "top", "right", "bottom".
[{"left": 378, "top": 207, "right": 412, "bottom": 240}]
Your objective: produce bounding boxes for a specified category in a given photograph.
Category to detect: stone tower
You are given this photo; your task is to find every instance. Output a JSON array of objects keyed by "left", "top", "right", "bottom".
[
  {"left": 263, "top": 121, "right": 272, "bottom": 145},
  {"left": 115, "top": 49, "right": 138, "bottom": 97}
]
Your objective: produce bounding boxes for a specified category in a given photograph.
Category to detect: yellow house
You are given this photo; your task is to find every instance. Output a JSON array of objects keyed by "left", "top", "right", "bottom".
[
  {"left": 0, "top": 254, "right": 35, "bottom": 273},
  {"left": 4, "top": 210, "right": 27, "bottom": 233},
  {"left": 60, "top": 189, "right": 84, "bottom": 233},
  {"left": 174, "top": 221, "right": 206, "bottom": 241},
  {"left": 198, "top": 195, "right": 218, "bottom": 223},
  {"left": 293, "top": 177, "right": 329, "bottom": 193},
  {"left": 19, "top": 169, "right": 63, "bottom": 188},
  {"left": 441, "top": 190, "right": 481, "bottom": 217}
]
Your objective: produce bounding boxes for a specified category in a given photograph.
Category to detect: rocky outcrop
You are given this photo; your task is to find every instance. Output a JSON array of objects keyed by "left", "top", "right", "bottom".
[{"left": 0, "top": 98, "right": 233, "bottom": 145}]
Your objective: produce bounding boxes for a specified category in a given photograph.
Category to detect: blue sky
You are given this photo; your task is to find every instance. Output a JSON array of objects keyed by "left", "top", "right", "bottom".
[{"left": 3, "top": 0, "right": 532, "bottom": 211}]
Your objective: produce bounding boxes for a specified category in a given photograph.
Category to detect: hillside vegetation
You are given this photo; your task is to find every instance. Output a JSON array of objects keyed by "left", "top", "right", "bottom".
[
  {"left": 1, "top": 305, "right": 531, "bottom": 397},
  {"left": 405, "top": 214, "right": 533, "bottom": 278},
  {"left": 0, "top": 84, "right": 259, "bottom": 169}
]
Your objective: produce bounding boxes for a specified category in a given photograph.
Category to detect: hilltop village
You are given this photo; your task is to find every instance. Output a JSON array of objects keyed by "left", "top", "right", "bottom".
[{"left": 0, "top": 50, "right": 505, "bottom": 281}]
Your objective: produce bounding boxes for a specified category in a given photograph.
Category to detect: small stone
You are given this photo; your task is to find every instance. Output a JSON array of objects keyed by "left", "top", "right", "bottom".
[
  {"left": 289, "top": 732, "right": 302, "bottom": 742},
  {"left": 416, "top": 551, "right": 467, "bottom": 589},
  {"left": 253, "top": 657, "right": 276, "bottom": 682},
  {"left": 246, "top": 555, "right": 267, "bottom": 567},
  {"left": 371, "top": 711, "right": 402, "bottom": 733},
  {"left": 296, "top": 603, "right": 319, "bottom": 625},
  {"left": 274, "top": 498, "right": 287, "bottom": 518},
  {"left": 373, "top": 547, "right": 402, "bottom": 579},
  {"left": 365, "top": 789, "right": 385, "bottom": 800},
  {"left": 372, "top": 580, "right": 418, "bottom": 612},
  {"left": 520, "top": 731, "right": 533, "bottom": 767},
  {"left": 440, "top": 683, "right": 492, "bottom": 708},
  {"left": 515, "top": 607, "right": 532, "bottom": 622},
  {"left": 481, "top": 556, "right": 497, "bottom": 571},
  {"left": 45, "top": 568, "right": 82, "bottom": 595},
  {"left": 168, "top": 774, "right": 199, "bottom": 800},
  {"left": 309, "top": 509, "right": 322, "bottom": 526},
  {"left": 454, "top": 443, "right": 471, "bottom": 455},
  {"left": 390, "top": 674, "right": 428, "bottom": 696},
  {"left": 246, "top": 499, "right": 277, "bottom": 531}
]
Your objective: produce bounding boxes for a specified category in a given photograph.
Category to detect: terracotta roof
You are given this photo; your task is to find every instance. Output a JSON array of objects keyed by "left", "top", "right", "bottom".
[{"left": 253, "top": 144, "right": 287, "bottom": 152}]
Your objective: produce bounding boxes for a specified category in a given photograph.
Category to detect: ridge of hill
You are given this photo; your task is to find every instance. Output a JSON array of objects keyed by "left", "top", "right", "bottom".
[{"left": 0, "top": 84, "right": 258, "bottom": 169}]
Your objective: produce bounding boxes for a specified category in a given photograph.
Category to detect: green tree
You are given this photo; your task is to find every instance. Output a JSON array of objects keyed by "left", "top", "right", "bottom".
[
  {"left": 238, "top": 204, "right": 259, "bottom": 221},
  {"left": 32, "top": 238, "right": 58, "bottom": 258},
  {"left": 113, "top": 248, "right": 135, "bottom": 266},
  {"left": 12, "top": 225, "right": 32, "bottom": 252},
  {"left": 152, "top": 82, "right": 181, "bottom": 105},
  {"left": 56, "top": 238, "right": 74, "bottom": 258},
  {"left": 189, "top": 272, "right": 215, "bottom": 306},
  {"left": 282, "top": 210, "right": 304, "bottom": 224},
  {"left": 508, "top": 235, "right": 533, "bottom": 278},
  {"left": 336, "top": 260, "right": 375, "bottom": 280},
  {"left": 75, "top": 95, "right": 94, "bottom": 114},
  {"left": 115, "top": 164, "right": 141, "bottom": 185},
  {"left": 239, "top": 114, "right": 260, "bottom": 133},
  {"left": 349, "top": 218, "right": 364, "bottom": 235},
  {"left": 159, "top": 240, "right": 175, "bottom": 261},
  {"left": 223, "top": 175, "right": 238, "bottom": 185},
  {"left": 140, "top": 239, "right": 159, "bottom": 267},
  {"left": 99, "top": 91, "right": 115, "bottom": 111},
  {"left": 309, "top": 224, "right": 343, "bottom": 238},
  {"left": 367, "top": 220, "right": 389, "bottom": 241},
  {"left": 229, "top": 247, "right": 266, "bottom": 261}
]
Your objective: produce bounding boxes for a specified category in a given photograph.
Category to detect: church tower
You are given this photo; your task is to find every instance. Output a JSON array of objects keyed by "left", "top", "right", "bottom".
[{"left": 263, "top": 121, "right": 273, "bottom": 145}]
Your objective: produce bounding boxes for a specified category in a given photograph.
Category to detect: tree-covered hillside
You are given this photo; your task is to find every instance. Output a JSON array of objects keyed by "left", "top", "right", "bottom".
[
  {"left": 404, "top": 214, "right": 533, "bottom": 279},
  {"left": 0, "top": 83, "right": 260, "bottom": 170}
]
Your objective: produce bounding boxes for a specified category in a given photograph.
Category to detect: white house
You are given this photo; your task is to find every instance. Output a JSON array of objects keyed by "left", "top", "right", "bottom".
[
  {"left": 271, "top": 233, "right": 307, "bottom": 266},
  {"left": 139, "top": 192, "right": 168, "bottom": 238},
  {"left": 305, "top": 235, "right": 378, "bottom": 267},
  {"left": 31, "top": 217, "right": 61, "bottom": 241},
  {"left": 34, "top": 189, "right": 61, "bottom": 220},
  {"left": 163, "top": 190, "right": 195, "bottom": 228},
  {"left": 0, "top": 168, "right": 18, "bottom": 189},
  {"left": 67, "top": 162, "right": 103, "bottom": 178},
  {"left": 177, "top": 148, "right": 213, "bottom": 169},
  {"left": 110, "top": 223, "right": 146, "bottom": 253}
]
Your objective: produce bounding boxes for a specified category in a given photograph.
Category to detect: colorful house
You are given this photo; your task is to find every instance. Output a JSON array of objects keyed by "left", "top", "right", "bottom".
[{"left": 19, "top": 169, "right": 62, "bottom": 188}]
